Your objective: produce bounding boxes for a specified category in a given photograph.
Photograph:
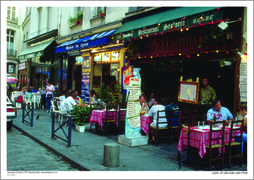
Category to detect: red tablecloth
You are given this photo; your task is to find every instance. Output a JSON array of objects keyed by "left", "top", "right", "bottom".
[
  {"left": 178, "top": 126, "right": 240, "bottom": 158},
  {"left": 140, "top": 115, "right": 153, "bottom": 135},
  {"left": 90, "top": 110, "right": 126, "bottom": 129}
]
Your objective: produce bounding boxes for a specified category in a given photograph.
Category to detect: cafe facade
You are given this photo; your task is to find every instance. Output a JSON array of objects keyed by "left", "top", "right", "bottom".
[{"left": 113, "top": 6, "right": 247, "bottom": 115}]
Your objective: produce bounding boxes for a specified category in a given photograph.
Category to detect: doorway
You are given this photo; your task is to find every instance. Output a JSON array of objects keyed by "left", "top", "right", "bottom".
[{"left": 72, "top": 65, "right": 82, "bottom": 96}]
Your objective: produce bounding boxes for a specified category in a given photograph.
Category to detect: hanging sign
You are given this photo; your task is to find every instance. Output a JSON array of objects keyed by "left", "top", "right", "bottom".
[{"left": 239, "top": 62, "right": 247, "bottom": 102}]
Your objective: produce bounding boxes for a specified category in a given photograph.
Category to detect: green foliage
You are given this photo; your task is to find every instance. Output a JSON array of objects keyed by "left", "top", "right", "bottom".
[
  {"left": 204, "top": 25, "right": 225, "bottom": 46},
  {"left": 71, "top": 105, "right": 90, "bottom": 126},
  {"left": 96, "top": 82, "right": 123, "bottom": 104},
  {"left": 219, "top": 54, "right": 236, "bottom": 68},
  {"left": 68, "top": 16, "right": 76, "bottom": 26},
  {"left": 125, "top": 40, "right": 137, "bottom": 59},
  {"left": 76, "top": 11, "right": 83, "bottom": 21}
]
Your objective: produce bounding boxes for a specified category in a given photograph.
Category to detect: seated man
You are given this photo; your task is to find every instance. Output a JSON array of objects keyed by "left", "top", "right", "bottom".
[
  {"left": 147, "top": 96, "right": 167, "bottom": 141},
  {"left": 60, "top": 94, "right": 87, "bottom": 113},
  {"left": 164, "top": 96, "right": 179, "bottom": 126},
  {"left": 207, "top": 98, "right": 233, "bottom": 125}
]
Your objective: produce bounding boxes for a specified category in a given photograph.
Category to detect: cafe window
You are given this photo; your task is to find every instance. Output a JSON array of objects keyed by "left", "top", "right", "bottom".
[
  {"left": 7, "top": 64, "right": 15, "bottom": 73},
  {"left": 93, "top": 51, "right": 120, "bottom": 63},
  {"left": 75, "top": 56, "right": 83, "bottom": 65}
]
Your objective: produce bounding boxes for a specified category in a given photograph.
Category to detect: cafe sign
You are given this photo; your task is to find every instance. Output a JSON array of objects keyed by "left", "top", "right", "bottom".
[{"left": 19, "top": 62, "right": 26, "bottom": 70}]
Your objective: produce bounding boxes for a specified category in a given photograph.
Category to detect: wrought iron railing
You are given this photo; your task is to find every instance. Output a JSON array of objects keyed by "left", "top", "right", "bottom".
[{"left": 7, "top": 16, "right": 18, "bottom": 23}]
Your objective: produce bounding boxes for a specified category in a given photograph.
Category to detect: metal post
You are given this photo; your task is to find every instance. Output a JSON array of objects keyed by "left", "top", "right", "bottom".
[
  {"left": 68, "top": 116, "right": 72, "bottom": 147},
  {"left": 51, "top": 112, "right": 55, "bottom": 139},
  {"left": 31, "top": 102, "right": 34, "bottom": 127},
  {"left": 22, "top": 102, "right": 25, "bottom": 123}
]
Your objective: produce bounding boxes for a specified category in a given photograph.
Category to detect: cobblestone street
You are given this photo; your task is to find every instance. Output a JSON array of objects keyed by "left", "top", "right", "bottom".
[{"left": 7, "top": 127, "right": 79, "bottom": 171}]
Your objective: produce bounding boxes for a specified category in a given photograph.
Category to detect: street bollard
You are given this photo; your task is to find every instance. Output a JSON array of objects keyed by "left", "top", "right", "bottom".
[{"left": 103, "top": 143, "right": 120, "bottom": 167}]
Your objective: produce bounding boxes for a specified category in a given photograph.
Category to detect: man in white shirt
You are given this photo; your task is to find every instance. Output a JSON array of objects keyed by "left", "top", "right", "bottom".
[
  {"left": 60, "top": 95, "right": 87, "bottom": 113},
  {"left": 147, "top": 96, "right": 167, "bottom": 141}
]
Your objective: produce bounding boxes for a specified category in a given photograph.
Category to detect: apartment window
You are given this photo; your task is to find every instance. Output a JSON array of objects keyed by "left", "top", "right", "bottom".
[
  {"left": 7, "top": 6, "right": 16, "bottom": 21},
  {"left": 77, "top": 7, "right": 83, "bottom": 13},
  {"left": 7, "top": 63, "right": 15, "bottom": 74},
  {"left": 91, "top": 7, "right": 105, "bottom": 18},
  {"left": 7, "top": 29, "right": 15, "bottom": 51},
  {"left": 128, "top": 7, "right": 145, "bottom": 12}
]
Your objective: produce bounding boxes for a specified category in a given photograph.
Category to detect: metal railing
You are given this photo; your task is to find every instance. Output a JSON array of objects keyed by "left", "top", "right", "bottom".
[{"left": 7, "top": 49, "right": 17, "bottom": 56}]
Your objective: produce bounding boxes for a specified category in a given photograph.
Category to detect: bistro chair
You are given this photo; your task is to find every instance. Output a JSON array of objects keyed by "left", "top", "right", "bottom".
[
  {"left": 149, "top": 110, "right": 170, "bottom": 146},
  {"left": 117, "top": 102, "right": 127, "bottom": 134},
  {"left": 224, "top": 119, "right": 244, "bottom": 169},
  {"left": 166, "top": 109, "right": 180, "bottom": 144},
  {"left": 100, "top": 103, "right": 118, "bottom": 136},
  {"left": 194, "top": 120, "right": 226, "bottom": 171},
  {"left": 89, "top": 103, "right": 102, "bottom": 134}
]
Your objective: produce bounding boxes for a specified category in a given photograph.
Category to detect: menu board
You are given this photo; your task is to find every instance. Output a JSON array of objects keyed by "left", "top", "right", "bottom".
[
  {"left": 239, "top": 62, "right": 247, "bottom": 102},
  {"left": 94, "top": 53, "right": 101, "bottom": 61},
  {"left": 125, "top": 77, "right": 141, "bottom": 136},
  {"left": 81, "top": 72, "right": 90, "bottom": 104},
  {"left": 178, "top": 81, "right": 199, "bottom": 104}
]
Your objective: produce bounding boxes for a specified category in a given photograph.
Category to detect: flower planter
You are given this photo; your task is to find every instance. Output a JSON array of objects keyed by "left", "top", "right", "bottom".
[
  {"left": 75, "top": 21, "right": 80, "bottom": 25},
  {"left": 80, "top": 19, "right": 82, "bottom": 23},
  {"left": 75, "top": 124, "right": 85, "bottom": 132}
]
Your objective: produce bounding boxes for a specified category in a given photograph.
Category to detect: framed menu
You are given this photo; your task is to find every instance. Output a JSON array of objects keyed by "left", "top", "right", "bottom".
[
  {"left": 111, "top": 51, "right": 120, "bottom": 61},
  {"left": 102, "top": 52, "right": 110, "bottom": 61},
  {"left": 178, "top": 81, "right": 199, "bottom": 104}
]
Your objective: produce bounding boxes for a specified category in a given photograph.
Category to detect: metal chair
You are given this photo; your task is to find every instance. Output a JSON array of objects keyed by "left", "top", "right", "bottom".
[
  {"left": 225, "top": 119, "right": 244, "bottom": 169},
  {"left": 117, "top": 102, "right": 127, "bottom": 134},
  {"left": 149, "top": 110, "right": 170, "bottom": 146},
  {"left": 100, "top": 103, "right": 118, "bottom": 136},
  {"left": 167, "top": 109, "right": 180, "bottom": 144}
]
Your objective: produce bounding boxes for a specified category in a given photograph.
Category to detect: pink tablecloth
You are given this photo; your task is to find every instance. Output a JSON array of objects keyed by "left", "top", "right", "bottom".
[
  {"left": 178, "top": 127, "right": 240, "bottom": 158},
  {"left": 140, "top": 115, "right": 153, "bottom": 135},
  {"left": 90, "top": 110, "right": 126, "bottom": 129}
]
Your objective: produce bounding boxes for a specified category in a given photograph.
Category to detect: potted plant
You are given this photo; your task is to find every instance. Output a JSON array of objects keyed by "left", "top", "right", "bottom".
[
  {"left": 99, "top": 10, "right": 104, "bottom": 17},
  {"left": 72, "top": 105, "right": 90, "bottom": 132},
  {"left": 68, "top": 16, "right": 76, "bottom": 26},
  {"left": 76, "top": 11, "right": 83, "bottom": 24}
]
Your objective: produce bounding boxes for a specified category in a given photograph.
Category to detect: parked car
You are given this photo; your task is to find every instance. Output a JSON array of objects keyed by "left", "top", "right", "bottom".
[{"left": 7, "top": 96, "right": 16, "bottom": 130}]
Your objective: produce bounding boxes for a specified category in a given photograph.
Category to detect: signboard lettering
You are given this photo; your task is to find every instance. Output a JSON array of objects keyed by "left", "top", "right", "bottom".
[{"left": 19, "top": 63, "right": 26, "bottom": 70}]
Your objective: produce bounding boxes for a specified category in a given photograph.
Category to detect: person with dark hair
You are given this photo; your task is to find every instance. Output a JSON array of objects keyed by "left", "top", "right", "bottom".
[
  {"left": 56, "top": 90, "right": 67, "bottom": 103},
  {"left": 207, "top": 98, "right": 233, "bottom": 124},
  {"left": 236, "top": 103, "right": 247, "bottom": 152},
  {"left": 25, "top": 87, "right": 33, "bottom": 99},
  {"left": 139, "top": 95, "right": 149, "bottom": 114},
  {"left": 198, "top": 77, "right": 217, "bottom": 114},
  {"left": 164, "top": 96, "right": 180, "bottom": 126},
  {"left": 148, "top": 93, "right": 155, "bottom": 108},
  {"left": 90, "top": 90, "right": 96, "bottom": 104},
  {"left": 66, "top": 88, "right": 72, "bottom": 97},
  {"left": 72, "top": 89, "right": 81, "bottom": 99},
  {"left": 148, "top": 96, "right": 167, "bottom": 141},
  {"left": 46, "top": 80, "right": 55, "bottom": 113}
]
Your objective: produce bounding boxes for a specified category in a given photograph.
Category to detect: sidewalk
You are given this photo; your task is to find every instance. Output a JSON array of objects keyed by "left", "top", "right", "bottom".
[{"left": 12, "top": 108, "right": 247, "bottom": 172}]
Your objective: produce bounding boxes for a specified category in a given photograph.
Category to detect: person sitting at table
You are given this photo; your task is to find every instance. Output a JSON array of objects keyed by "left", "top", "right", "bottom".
[
  {"left": 141, "top": 91, "right": 148, "bottom": 103},
  {"left": 60, "top": 94, "right": 87, "bottom": 113},
  {"left": 20, "top": 86, "right": 27, "bottom": 96},
  {"left": 164, "top": 96, "right": 180, "bottom": 126},
  {"left": 90, "top": 90, "right": 96, "bottom": 104},
  {"left": 236, "top": 103, "right": 247, "bottom": 153},
  {"left": 148, "top": 92, "right": 155, "bottom": 108},
  {"left": 147, "top": 96, "right": 167, "bottom": 141},
  {"left": 25, "top": 87, "right": 33, "bottom": 99},
  {"left": 207, "top": 98, "right": 233, "bottom": 125},
  {"left": 56, "top": 90, "right": 67, "bottom": 103},
  {"left": 140, "top": 95, "right": 149, "bottom": 114}
]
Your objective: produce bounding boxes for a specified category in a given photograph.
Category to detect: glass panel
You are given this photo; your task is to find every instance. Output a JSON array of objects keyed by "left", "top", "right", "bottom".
[
  {"left": 111, "top": 51, "right": 120, "bottom": 61},
  {"left": 11, "top": 30, "right": 14, "bottom": 36},
  {"left": 12, "top": 11, "right": 15, "bottom": 17},
  {"left": 7, "top": 9, "right": 10, "bottom": 16},
  {"left": 7, "top": 36, "right": 9, "bottom": 41},
  {"left": 91, "top": 7, "right": 97, "bottom": 18},
  {"left": 12, "top": 7, "right": 16, "bottom": 10},
  {"left": 7, "top": 7, "right": 10, "bottom": 10},
  {"left": 102, "top": 52, "right": 110, "bottom": 61},
  {"left": 7, "top": 29, "right": 9, "bottom": 34},
  {"left": 75, "top": 56, "right": 83, "bottom": 65},
  {"left": 10, "top": 37, "right": 14, "bottom": 42},
  {"left": 94, "top": 53, "right": 101, "bottom": 61}
]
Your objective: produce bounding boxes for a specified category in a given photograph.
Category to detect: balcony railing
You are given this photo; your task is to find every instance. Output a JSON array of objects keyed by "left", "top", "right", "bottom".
[
  {"left": 7, "top": 16, "right": 18, "bottom": 23},
  {"left": 7, "top": 49, "right": 17, "bottom": 57}
]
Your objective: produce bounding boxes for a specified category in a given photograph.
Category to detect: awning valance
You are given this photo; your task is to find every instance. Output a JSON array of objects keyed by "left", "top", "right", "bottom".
[
  {"left": 55, "top": 29, "right": 118, "bottom": 53},
  {"left": 18, "top": 40, "right": 55, "bottom": 60},
  {"left": 113, "top": 7, "right": 224, "bottom": 40}
]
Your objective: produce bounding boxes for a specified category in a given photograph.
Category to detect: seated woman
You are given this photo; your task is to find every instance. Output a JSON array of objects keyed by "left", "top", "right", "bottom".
[
  {"left": 236, "top": 103, "right": 247, "bottom": 153},
  {"left": 90, "top": 90, "right": 96, "bottom": 104},
  {"left": 147, "top": 96, "right": 167, "bottom": 141},
  {"left": 164, "top": 96, "right": 180, "bottom": 126},
  {"left": 140, "top": 95, "right": 149, "bottom": 114}
]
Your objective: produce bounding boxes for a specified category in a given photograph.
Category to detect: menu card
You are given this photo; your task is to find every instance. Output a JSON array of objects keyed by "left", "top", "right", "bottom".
[{"left": 125, "top": 77, "right": 141, "bottom": 136}]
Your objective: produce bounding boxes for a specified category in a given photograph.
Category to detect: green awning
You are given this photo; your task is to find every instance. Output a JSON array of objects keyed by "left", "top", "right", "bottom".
[
  {"left": 114, "top": 7, "right": 224, "bottom": 40},
  {"left": 18, "top": 40, "right": 55, "bottom": 60}
]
